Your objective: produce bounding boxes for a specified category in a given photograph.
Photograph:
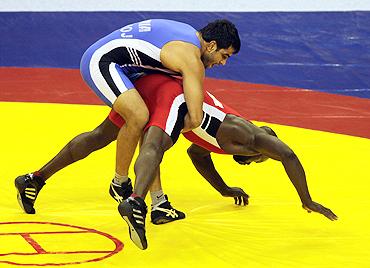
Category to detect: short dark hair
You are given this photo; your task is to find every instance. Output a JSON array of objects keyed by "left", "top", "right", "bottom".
[{"left": 199, "top": 19, "right": 241, "bottom": 53}]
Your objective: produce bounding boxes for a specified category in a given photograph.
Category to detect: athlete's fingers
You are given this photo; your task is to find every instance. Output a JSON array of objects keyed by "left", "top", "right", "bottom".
[
  {"left": 242, "top": 196, "right": 249, "bottom": 206},
  {"left": 320, "top": 207, "right": 338, "bottom": 221}
]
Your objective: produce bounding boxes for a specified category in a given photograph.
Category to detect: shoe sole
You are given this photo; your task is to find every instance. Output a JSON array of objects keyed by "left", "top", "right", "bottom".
[
  {"left": 152, "top": 217, "right": 173, "bottom": 225},
  {"left": 152, "top": 215, "right": 185, "bottom": 225},
  {"left": 118, "top": 204, "right": 147, "bottom": 250}
]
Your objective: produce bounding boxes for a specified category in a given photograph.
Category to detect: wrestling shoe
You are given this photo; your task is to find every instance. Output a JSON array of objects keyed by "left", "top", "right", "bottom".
[
  {"left": 151, "top": 195, "right": 186, "bottom": 225},
  {"left": 15, "top": 173, "right": 45, "bottom": 214},
  {"left": 109, "top": 178, "right": 133, "bottom": 203},
  {"left": 118, "top": 196, "right": 148, "bottom": 250}
]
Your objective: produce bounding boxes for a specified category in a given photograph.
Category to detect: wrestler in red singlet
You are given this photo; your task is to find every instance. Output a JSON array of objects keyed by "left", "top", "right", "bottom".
[{"left": 108, "top": 74, "right": 242, "bottom": 154}]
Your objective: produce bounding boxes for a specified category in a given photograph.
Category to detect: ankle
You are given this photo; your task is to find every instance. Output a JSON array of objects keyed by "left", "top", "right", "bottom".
[
  {"left": 114, "top": 172, "right": 129, "bottom": 184},
  {"left": 150, "top": 190, "right": 166, "bottom": 207},
  {"left": 32, "top": 171, "right": 46, "bottom": 181}
]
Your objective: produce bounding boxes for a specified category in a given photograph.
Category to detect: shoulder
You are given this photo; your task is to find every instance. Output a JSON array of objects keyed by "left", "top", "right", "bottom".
[
  {"left": 221, "top": 115, "right": 259, "bottom": 139},
  {"left": 162, "top": 41, "right": 200, "bottom": 56},
  {"left": 224, "top": 114, "right": 249, "bottom": 126},
  {"left": 160, "top": 42, "right": 202, "bottom": 72}
]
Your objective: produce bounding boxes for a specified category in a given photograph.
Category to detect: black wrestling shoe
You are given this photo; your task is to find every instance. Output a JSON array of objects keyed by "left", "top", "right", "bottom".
[
  {"left": 118, "top": 196, "right": 148, "bottom": 250},
  {"left": 14, "top": 173, "right": 45, "bottom": 214},
  {"left": 109, "top": 178, "right": 133, "bottom": 203},
  {"left": 151, "top": 195, "right": 186, "bottom": 225}
]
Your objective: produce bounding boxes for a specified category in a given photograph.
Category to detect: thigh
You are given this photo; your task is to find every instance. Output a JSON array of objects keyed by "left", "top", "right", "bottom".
[
  {"left": 113, "top": 89, "right": 149, "bottom": 125},
  {"left": 93, "top": 117, "right": 120, "bottom": 143},
  {"left": 145, "top": 102, "right": 187, "bottom": 144}
]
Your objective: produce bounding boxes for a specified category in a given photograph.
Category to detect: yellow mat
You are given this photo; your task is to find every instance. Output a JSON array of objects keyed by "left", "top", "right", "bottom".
[{"left": 1, "top": 102, "right": 369, "bottom": 267}]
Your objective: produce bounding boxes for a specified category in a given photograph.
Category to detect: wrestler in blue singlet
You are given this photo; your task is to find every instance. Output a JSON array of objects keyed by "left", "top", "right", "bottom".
[{"left": 80, "top": 19, "right": 201, "bottom": 106}]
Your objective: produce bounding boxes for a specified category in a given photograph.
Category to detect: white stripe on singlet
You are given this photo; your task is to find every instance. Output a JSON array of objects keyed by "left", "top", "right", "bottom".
[
  {"left": 131, "top": 48, "right": 142, "bottom": 65},
  {"left": 108, "top": 62, "right": 129, "bottom": 93},
  {"left": 120, "top": 63, "right": 178, "bottom": 75},
  {"left": 89, "top": 38, "right": 164, "bottom": 103},
  {"left": 191, "top": 103, "right": 227, "bottom": 149},
  {"left": 127, "top": 47, "right": 138, "bottom": 65},
  {"left": 165, "top": 94, "right": 185, "bottom": 136}
]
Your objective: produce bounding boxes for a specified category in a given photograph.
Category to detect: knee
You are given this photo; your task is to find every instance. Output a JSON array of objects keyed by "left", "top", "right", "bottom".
[
  {"left": 135, "top": 109, "right": 149, "bottom": 128},
  {"left": 126, "top": 109, "right": 149, "bottom": 130},
  {"left": 134, "top": 143, "right": 164, "bottom": 174},
  {"left": 141, "top": 142, "right": 165, "bottom": 160},
  {"left": 113, "top": 93, "right": 149, "bottom": 130}
]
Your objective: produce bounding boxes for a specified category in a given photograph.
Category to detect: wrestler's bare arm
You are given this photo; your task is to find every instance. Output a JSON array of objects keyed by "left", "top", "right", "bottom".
[
  {"left": 187, "top": 144, "right": 249, "bottom": 205},
  {"left": 253, "top": 133, "right": 338, "bottom": 221},
  {"left": 161, "top": 42, "right": 204, "bottom": 131}
]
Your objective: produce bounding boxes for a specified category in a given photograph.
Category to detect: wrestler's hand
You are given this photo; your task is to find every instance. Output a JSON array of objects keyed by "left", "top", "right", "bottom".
[
  {"left": 222, "top": 187, "right": 249, "bottom": 206},
  {"left": 302, "top": 201, "right": 338, "bottom": 221},
  {"left": 182, "top": 113, "right": 197, "bottom": 133}
]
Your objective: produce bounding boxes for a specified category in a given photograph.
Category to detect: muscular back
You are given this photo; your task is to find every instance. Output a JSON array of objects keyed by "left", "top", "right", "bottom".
[
  {"left": 216, "top": 114, "right": 263, "bottom": 155},
  {"left": 85, "top": 19, "right": 201, "bottom": 76}
]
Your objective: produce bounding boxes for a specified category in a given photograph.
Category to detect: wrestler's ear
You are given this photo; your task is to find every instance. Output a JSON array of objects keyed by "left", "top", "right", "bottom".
[{"left": 206, "top": 40, "right": 218, "bottom": 53}]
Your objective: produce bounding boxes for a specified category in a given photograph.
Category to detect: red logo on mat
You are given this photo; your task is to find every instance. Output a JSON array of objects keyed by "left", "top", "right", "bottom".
[{"left": 0, "top": 222, "right": 124, "bottom": 266}]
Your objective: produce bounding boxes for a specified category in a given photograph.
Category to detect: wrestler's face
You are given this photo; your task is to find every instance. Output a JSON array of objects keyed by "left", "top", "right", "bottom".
[{"left": 201, "top": 42, "right": 234, "bottom": 69}]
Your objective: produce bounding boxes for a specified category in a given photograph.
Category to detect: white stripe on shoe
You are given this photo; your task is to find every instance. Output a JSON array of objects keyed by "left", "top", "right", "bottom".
[
  {"left": 110, "top": 183, "right": 124, "bottom": 203},
  {"left": 133, "top": 214, "right": 144, "bottom": 219},
  {"left": 152, "top": 207, "right": 179, "bottom": 218}
]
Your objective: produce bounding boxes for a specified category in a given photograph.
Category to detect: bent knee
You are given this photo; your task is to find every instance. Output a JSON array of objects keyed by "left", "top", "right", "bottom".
[
  {"left": 141, "top": 142, "right": 165, "bottom": 159},
  {"left": 114, "top": 103, "right": 149, "bottom": 129},
  {"left": 126, "top": 110, "right": 149, "bottom": 129}
]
